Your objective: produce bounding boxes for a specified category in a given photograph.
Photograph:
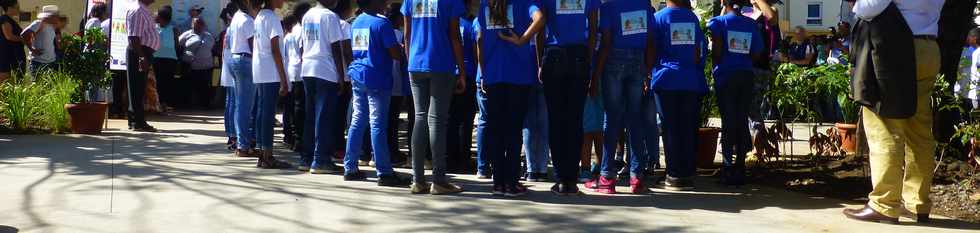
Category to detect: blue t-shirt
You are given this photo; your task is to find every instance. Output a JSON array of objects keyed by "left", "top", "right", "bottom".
[
  {"left": 458, "top": 16, "right": 478, "bottom": 79},
  {"left": 599, "top": 0, "right": 653, "bottom": 49},
  {"left": 650, "top": 6, "right": 707, "bottom": 93},
  {"left": 349, "top": 13, "right": 399, "bottom": 90},
  {"left": 707, "top": 12, "right": 762, "bottom": 86},
  {"left": 401, "top": 0, "right": 465, "bottom": 73},
  {"left": 540, "top": 0, "right": 599, "bottom": 46},
  {"left": 475, "top": 0, "right": 540, "bottom": 85}
]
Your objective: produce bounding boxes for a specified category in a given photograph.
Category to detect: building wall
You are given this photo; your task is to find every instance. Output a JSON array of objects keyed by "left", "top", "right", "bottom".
[
  {"left": 777, "top": 0, "right": 842, "bottom": 33},
  {"left": 18, "top": 0, "right": 88, "bottom": 35}
]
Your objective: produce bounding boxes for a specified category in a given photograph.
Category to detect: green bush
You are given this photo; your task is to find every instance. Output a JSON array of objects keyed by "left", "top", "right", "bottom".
[
  {"left": 59, "top": 28, "right": 111, "bottom": 103},
  {"left": 0, "top": 70, "right": 79, "bottom": 132}
]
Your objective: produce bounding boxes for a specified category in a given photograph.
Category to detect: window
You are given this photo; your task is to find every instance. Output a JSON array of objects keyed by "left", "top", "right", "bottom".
[{"left": 807, "top": 3, "right": 823, "bottom": 25}]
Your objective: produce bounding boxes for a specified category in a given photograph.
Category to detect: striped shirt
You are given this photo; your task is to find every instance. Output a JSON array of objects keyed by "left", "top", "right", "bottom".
[{"left": 126, "top": 3, "right": 159, "bottom": 50}]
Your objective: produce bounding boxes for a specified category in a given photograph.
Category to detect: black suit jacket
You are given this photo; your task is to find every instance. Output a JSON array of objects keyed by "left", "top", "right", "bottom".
[{"left": 849, "top": 3, "right": 918, "bottom": 118}]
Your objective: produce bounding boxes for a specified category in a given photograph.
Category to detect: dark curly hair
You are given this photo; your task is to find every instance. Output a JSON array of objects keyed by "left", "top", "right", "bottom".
[{"left": 0, "top": 0, "right": 17, "bottom": 12}]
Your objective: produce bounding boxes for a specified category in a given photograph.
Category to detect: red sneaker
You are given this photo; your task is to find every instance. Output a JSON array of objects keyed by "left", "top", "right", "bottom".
[
  {"left": 630, "top": 177, "right": 645, "bottom": 194},
  {"left": 585, "top": 176, "right": 616, "bottom": 194}
]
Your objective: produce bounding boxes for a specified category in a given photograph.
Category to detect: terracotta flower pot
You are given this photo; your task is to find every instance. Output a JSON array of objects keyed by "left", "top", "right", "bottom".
[
  {"left": 835, "top": 123, "right": 857, "bottom": 153},
  {"left": 697, "top": 127, "right": 721, "bottom": 169},
  {"left": 65, "top": 102, "right": 108, "bottom": 134}
]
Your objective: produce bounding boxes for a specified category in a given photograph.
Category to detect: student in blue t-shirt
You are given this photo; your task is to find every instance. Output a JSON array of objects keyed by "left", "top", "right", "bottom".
[
  {"left": 586, "top": 0, "right": 654, "bottom": 195},
  {"left": 341, "top": 0, "right": 413, "bottom": 187},
  {"left": 477, "top": 0, "right": 545, "bottom": 197},
  {"left": 447, "top": 0, "right": 480, "bottom": 175},
  {"left": 536, "top": 0, "right": 599, "bottom": 195},
  {"left": 401, "top": 0, "right": 468, "bottom": 195},
  {"left": 707, "top": 0, "right": 763, "bottom": 186},
  {"left": 647, "top": 0, "right": 708, "bottom": 191}
]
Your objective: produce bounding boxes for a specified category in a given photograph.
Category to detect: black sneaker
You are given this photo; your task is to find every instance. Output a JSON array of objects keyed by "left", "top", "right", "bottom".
[
  {"left": 477, "top": 171, "right": 492, "bottom": 179},
  {"left": 344, "top": 171, "right": 368, "bottom": 181},
  {"left": 551, "top": 182, "right": 581, "bottom": 196},
  {"left": 526, "top": 172, "right": 549, "bottom": 182},
  {"left": 309, "top": 161, "right": 343, "bottom": 174},
  {"left": 663, "top": 176, "right": 695, "bottom": 191},
  {"left": 378, "top": 173, "right": 412, "bottom": 187},
  {"left": 505, "top": 183, "right": 530, "bottom": 197},
  {"left": 492, "top": 184, "right": 506, "bottom": 196}
]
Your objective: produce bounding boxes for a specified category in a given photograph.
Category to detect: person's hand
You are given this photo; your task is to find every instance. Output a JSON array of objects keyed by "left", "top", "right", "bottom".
[
  {"left": 479, "top": 79, "right": 487, "bottom": 95},
  {"left": 537, "top": 67, "right": 544, "bottom": 84},
  {"left": 279, "top": 84, "right": 289, "bottom": 97},
  {"left": 454, "top": 75, "right": 466, "bottom": 94},
  {"left": 497, "top": 30, "right": 524, "bottom": 46},
  {"left": 29, "top": 47, "right": 42, "bottom": 56}
]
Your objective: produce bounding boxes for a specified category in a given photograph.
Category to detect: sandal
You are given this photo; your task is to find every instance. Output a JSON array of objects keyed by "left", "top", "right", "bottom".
[{"left": 257, "top": 151, "right": 293, "bottom": 169}]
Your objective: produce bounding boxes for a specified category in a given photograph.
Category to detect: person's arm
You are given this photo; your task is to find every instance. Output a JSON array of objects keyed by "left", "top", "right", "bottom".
[
  {"left": 586, "top": 8, "right": 599, "bottom": 66},
  {"left": 129, "top": 36, "right": 150, "bottom": 71},
  {"left": 499, "top": 10, "right": 546, "bottom": 46},
  {"left": 710, "top": 34, "right": 722, "bottom": 65},
  {"left": 644, "top": 28, "right": 657, "bottom": 95},
  {"left": 475, "top": 25, "right": 485, "bottom": 94},
  {"left": 21, "top": 30, "right": 37, "bottom": 53},
  {"left": 590, "top": 27, "right": 611, "bottom": 97},
  {"left": 2, "top": 22, "right": 22, "bottom": 42},
  {"left": 403, "top": 15, "right": 412, "bottom": 57},
  {"left": 271, "top": 36, "right": 289, "bottom": 96},
  {"left": 448, "top": 18, "right": 467, "bottom": 94},
  {"left": 754, "top": 0, "right": 779, "bottom": 25}
]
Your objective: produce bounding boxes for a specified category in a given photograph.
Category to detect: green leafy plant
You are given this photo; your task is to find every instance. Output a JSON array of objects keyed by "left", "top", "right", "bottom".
[
  {"left": 0, "top": 70, "right": 78, "bottom": 132},
  {"left": 36, "top": 70, "right": 79, "bottom": 133},
  {"left": 0, "top": 71, "right": 41, "bottom": 130},
  {"left": 58, "top": 28, "right": 111, "bottom": 103}
]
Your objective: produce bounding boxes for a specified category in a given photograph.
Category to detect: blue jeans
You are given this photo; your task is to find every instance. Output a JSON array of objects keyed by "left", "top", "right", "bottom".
[
  {"left": 484, "top": 84, "right": 531, "bottom": 186},
  {"left": 230, "top": 55, "right": 256, "bottom": 150},
  {"left": 344, "top": 83, "right": 394, "bottom": 175},
  {"left": 523, "top": 84, "right": 549, "bottom": 173},
  {"left": 716, "top": 71, "right": 755, "bottom": 167},
  {"left": 302, "top": 77, "right": 341, "bottom": 167},
  {"left": 475, "top": 85, "right": 491, "bottom": 174},
  {"left": 642, "top": 92, "right": 661, "bottom": 171},
  {"left": 255, "top": 83, "right": 280, "bottom": 151},
  {"left": 409, "top": 72, "right": 455, "bottom": 184},
  {"left": 224, "top": 86, "right": 237, "bottom": 138},
  {"left": 657, "top": 91, "right": 701, "bottom": 178},
  {"left": 600, "top": 49, "right": 647, "bottom": 178}
]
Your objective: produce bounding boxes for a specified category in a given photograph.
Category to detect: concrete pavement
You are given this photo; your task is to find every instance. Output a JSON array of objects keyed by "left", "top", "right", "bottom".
[{"left": 0, "top": 111, "right": 977, "bottom": 233}]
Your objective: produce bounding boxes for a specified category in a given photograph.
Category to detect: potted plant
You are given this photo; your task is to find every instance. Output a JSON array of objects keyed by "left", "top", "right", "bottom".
[
  {"left": 60, "top": 28, "right": 112, "bottom": 134},
  {"left": 814, "top": 61, "right": 858, "bottom": 153}
]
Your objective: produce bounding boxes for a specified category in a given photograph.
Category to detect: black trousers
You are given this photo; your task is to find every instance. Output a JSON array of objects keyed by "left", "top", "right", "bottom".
[
  {"left": 541, "top": 45, "right": 588, "bottom": 183},
  {"left": 446, "top": 80, "right": 477, "bottom": 170},
  {"left": 283, "top": 81, "right": 305, "bottom": 146},
  {"left": 153, "top": 58, "right": 178, "bottom": 108},
  {"left": 388, "top": 96, "right": 409, "bottom": 161},
  {"left": 335, "top": 85, "right": 353, "bottom": 155},
  {"left": 187, "top": 68, "right": 214, "bottom": 109},
  {"left": 110, "top": 70, "right": 128, "bottom": 115},
  {"left": 126, "top": 47, "right": 154, "bottom": 127}
]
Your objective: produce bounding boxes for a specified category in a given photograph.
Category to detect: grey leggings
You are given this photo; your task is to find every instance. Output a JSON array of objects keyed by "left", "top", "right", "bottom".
[{"left": 409, "top": 72, "right": 456, "bottom": 184}]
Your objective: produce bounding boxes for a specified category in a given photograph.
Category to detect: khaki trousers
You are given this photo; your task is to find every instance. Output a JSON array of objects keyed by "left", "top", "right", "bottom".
[{"left": 863, "top": 38, "right": 941, "bottom": 218}]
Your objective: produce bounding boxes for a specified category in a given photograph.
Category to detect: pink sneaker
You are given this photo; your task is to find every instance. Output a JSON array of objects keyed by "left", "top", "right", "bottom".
[
  {"left": 585, "top": 176, "right": 616, "bottom": 194},
  {"left": 630, "top": 177, "right": 645, "bottom": 194}
]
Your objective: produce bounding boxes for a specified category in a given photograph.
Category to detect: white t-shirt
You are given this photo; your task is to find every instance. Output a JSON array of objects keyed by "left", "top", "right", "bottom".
[
  {"left": 285, "top": 25, "right": 303, "bottom": 82},
  {"left": 300, "top": 6, "right": 345, "bottom": 82},
  {"left": 252, "top": 9, "right": 285, "bottom": 84},
  {"left": 228, "top": 11, "right": 255, "bottom": 55},
  {"left": 220, "top": 30, "right": 234, "bottom": 87}
]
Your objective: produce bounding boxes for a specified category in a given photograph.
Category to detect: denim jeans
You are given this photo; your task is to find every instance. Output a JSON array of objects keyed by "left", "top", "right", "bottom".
[
  {"left": 600, "top": 49, "right": 647, "bottom": 178},
  {"left": 230, "top": 55, "right": 256, "bottom": 150},
  {"left": 523, "top": 84, "right": 549, "bottom": 174},
  {"left": 302, "top": 77, "right": 341, "bottom": 167},
  {"left": 717, "top": 71, "right": 755, "bottom": 168},
  {"left": 224, "top": 86, "right": 237, "bottom": 138},
  {"left": 475, "top": 85, "right": 491, "bottom": 174},
  {"left": 409, "top": 72, "right": 455, "bottom": 184},
  {"left": 255, "top": 83, "right": 280, "bottom": 151},
  {"left": 541, "top": 45, "right": 588, "bottom": 182},
  {"left": 344, "top": 83, "right": 394, "bottom": 175},
  {"left": 657, "top": 90, "right": 701, "bottom": 178},
  {"left": 484, "top": 84, "right": 531, "bottom": 186},
  {"left": 642, "top": 92, "right": 661, "bottom": 172}
]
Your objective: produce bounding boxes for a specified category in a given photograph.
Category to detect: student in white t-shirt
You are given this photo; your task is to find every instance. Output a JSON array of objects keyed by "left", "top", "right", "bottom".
[
  {"left": 299, "top": 0, "right": 347, "bottom": 174},
  {"left": 227, "top": 3, "right": 258, "bottom": 157},
  {"left": 251, "top": 0, "right": 292, "bottom": 169},
  {"left": 280, "top": 2, "right": 312, "bottom": 153}
]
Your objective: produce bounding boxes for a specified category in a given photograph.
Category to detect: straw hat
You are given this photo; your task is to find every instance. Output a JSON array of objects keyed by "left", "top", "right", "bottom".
[{"left": 37, "top": 5, "right": 60, "bottom": 19}]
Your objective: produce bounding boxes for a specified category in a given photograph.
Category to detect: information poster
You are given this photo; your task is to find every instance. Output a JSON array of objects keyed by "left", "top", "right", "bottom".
[{"left": 109, "top": 0, "right": 136, "bottom": 70}]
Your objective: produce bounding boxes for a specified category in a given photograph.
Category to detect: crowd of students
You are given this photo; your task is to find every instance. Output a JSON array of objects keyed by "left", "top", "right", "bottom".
[{"left": 203, "top": 0, "right": 788, "bottom": 198}]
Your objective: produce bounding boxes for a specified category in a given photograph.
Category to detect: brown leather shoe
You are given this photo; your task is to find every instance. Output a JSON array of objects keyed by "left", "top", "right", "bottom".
[{"left": 843, "top": 206, "right": 899, "bottom": 224}]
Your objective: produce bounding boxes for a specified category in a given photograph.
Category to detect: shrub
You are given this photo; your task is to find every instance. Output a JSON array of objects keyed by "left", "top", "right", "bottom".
[
  {"left": 0, "top": 70, "right": 79, "bottom": 132},
  {"left": 58, "top": 28, "right": 111, "bottom": 103},
  {"left": 0, "top": 72, "right": 40, "bottom": 130}
]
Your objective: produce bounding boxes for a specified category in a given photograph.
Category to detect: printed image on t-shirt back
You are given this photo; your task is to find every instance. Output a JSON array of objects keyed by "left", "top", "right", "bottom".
[
  {"left": 485, "top": 5, "right": 514, "bottom": 29},
  {"left": 728, "top": 30, "right": 751, "bottom": 54},
  {"left": 353, "top": 28, "right": 370, "bottom": 51},
  {"left": 415, "top": 0, "right": 439, "bottom": 18},
  {"left": 557, "top": 0, "right": 585, "bottom": 14},
  {"left": 669, "top": 23, "right": 696, "bottom": 45},
  {"left": 305, "top": 23, "right": 320, "bottom": 42},
  {"left": 620, "top": 10, "right": 647, "bottom": 36}
]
